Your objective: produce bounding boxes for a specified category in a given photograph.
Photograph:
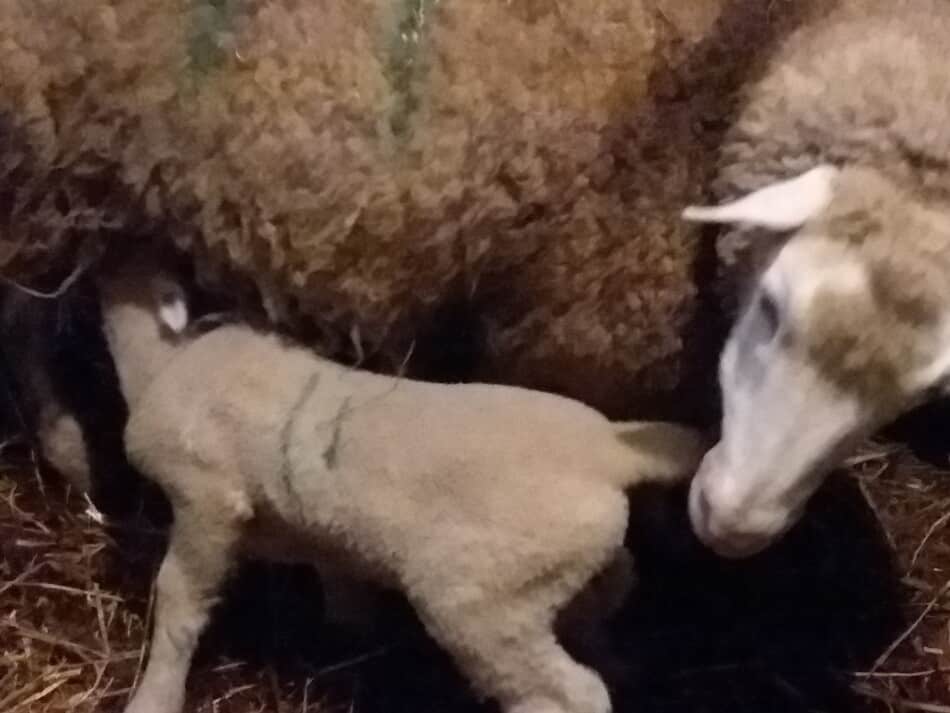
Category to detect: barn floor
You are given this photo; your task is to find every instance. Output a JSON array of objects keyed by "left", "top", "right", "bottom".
[{"left": 1, "top": 438, "right": 948, "bottom": 713}]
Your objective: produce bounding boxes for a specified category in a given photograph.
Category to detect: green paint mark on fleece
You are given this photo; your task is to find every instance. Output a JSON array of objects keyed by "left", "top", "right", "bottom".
[
  {"left": 186, "top": 0, "right": 242, "bottom": 79},
  {"left": 384, "top": 0, "right": 440, "bottom": 138}
]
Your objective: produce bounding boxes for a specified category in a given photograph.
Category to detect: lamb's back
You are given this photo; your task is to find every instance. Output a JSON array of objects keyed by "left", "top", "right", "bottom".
[{"left": 294, "top": 378, "right": 630, "bottom": 524}]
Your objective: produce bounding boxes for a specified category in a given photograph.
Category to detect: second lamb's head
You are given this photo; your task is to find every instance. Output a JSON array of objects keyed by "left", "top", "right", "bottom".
[{"left": 682, "top": 165, "right": 950, "bottom": 557}]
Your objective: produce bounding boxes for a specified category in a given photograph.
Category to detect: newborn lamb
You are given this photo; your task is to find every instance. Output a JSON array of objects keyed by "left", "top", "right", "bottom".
[{"left": 120, "top": 318, "right": 705, "bottom": 713}]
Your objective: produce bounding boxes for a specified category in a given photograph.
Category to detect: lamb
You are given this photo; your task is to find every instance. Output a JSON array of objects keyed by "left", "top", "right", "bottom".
[
  {"left": 116, "top": 315, "right": 706, "bottom": 713},
  {"left": 679, "top": 0, "right": 950, "bottom": 557},
  {"left": 0, "top": 0, "right": 821, "bottom": 421}
]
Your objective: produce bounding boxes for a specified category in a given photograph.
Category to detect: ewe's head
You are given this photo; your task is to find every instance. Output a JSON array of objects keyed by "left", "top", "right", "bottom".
[{"left": 684, "top": 165, "right": 950, "bottom": 557}]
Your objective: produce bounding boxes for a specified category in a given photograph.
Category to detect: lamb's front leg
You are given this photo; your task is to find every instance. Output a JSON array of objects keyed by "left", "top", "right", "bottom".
[{"left": 125, "top": 501, "right": 243, "bottom": 713}]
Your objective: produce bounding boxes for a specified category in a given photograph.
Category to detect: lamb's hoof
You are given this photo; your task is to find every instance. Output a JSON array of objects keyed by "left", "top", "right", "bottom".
[
  {"left": 123, "top": 694, "right": 177, "bottom": 713},
  {"left": 508, "top": 669, "right": 611, "bottom": 713},
  {"left": 509, "top": 695, "right": 610, "bottom": 713},
  {"left": 509, "top": 698, "right": 569, "bottom": 713},
  {"left": 123, "top": 683, "right": 186, "bottom": 713}
]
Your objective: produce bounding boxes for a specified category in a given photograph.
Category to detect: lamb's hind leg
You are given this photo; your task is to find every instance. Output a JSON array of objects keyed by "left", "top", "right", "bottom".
[
  {"left": 411, "top": 577, "right": 612, "bottom": 713},
  {"left": 124, "top": 497, "right": 245, "bottom": 713}
]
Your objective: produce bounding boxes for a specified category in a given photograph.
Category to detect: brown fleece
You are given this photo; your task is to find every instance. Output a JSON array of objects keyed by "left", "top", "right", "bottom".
[{"left": 0, "top": 0, "right": 818, "bottom": 419}]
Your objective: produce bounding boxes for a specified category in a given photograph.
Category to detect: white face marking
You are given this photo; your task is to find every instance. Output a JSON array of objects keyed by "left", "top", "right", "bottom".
[{"left": 689, "top": 241, "right": 874, "bottom": 557}]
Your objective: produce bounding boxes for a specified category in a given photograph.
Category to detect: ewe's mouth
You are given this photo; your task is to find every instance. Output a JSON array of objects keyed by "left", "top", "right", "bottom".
[{"left": 688, "top": 478, "right": 780, "bottom": 560}]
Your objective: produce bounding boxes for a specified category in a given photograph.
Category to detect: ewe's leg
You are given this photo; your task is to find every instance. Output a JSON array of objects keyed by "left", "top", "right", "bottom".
[
  {"left": 412, "top": 585, "right": 611, "bottom": 713},
  {"left": 124, "top": 507, "right": 241, "bottom": 713}
]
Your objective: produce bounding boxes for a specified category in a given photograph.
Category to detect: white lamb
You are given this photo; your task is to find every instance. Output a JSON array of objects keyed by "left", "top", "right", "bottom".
[{"left": 116, "top": 313, "right": 705, "bottom": 713}]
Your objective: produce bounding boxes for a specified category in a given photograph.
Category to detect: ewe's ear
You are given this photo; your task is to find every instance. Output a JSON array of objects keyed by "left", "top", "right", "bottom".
[
  {"left": 151, "top": 276, "right": 189, "bottom": 334},
  {"left": 683, "top": 165, "right": 839, "bottom": 231}
]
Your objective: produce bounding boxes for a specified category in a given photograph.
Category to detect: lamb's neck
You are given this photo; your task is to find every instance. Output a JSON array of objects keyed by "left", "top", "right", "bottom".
[{"left": 102, "top": 302, "right": 182, "bottom": 409}]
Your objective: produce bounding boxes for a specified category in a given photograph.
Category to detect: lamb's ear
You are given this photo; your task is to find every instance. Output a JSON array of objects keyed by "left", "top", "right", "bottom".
[
  {"left": 682, "top": 165, "right": 839, "bottom": 231},
  {"left": 151, "top": 276, "right": 189, "bottom": 334}
]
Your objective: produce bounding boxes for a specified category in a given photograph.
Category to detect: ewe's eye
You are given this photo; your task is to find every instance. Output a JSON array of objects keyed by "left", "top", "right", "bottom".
[
  {"left": 759, "top": 291, "right": 780, "bottom": 337},
  {"left": 747, "top": 288, "right": 781, "bottom": 345}
]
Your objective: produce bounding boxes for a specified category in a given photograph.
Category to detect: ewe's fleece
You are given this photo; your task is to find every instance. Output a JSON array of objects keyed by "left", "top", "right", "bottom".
[
  {"left": 0, "top": 0, "right": 818, "bottom": 418},
  {"left": 711, "top": 0, "right": 950, "bottom": 407}
]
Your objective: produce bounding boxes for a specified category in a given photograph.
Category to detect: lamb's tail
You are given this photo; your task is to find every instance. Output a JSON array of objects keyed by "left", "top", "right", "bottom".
[{"left": 611, "top": 421, "right": 710, "bottom": 488}]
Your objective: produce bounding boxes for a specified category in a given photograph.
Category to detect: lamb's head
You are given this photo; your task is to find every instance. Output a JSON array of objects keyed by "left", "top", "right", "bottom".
[
  {"left": 683, "top": 165, "right": 950, "bottom": 557},
  {"left": 97, "top": 250, "right": 192, "bottom": 408}
]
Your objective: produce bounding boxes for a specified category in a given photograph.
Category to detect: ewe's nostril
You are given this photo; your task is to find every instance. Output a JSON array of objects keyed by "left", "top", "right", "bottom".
[
  {"left": 696, "top": 489, "right": 712, "bottom": 532},
  {"left": 689, "top": 472, "right": 784, "bottom": 558},
  {"left": 688, "top": 481, "right": 713, "bottom": 540}
]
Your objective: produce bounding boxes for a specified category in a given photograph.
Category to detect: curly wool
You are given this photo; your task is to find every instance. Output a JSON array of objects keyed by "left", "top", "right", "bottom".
[
  {"left": 0, "top": 0, "right": 818, "bottom": 419},
  {"left": 711, "top": 0, "right": 950, "bottom": 309}
]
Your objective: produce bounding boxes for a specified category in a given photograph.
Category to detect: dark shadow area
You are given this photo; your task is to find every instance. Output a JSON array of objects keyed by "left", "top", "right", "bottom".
[
  {"left": 885, "top": 398, "right": 950, "bottom": 468},
  {"left": 398, "top": 290, "right": 487, "bottom": 385},
  {"left": 616, "top": 475, "right": 903, "bottom": 713}
]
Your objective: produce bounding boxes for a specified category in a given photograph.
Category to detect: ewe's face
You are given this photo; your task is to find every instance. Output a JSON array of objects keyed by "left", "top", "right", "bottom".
[
  {"left": 691, "top": 240, "right": 882, "bottom": 557},
  {"left": 684, "top": 166, "right": 950, "bottom": 557}
]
